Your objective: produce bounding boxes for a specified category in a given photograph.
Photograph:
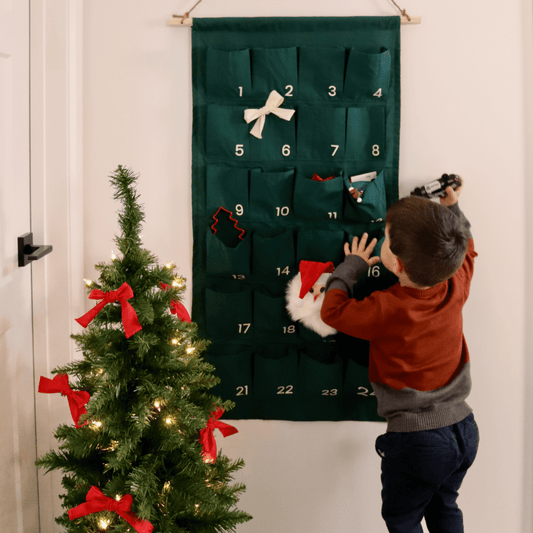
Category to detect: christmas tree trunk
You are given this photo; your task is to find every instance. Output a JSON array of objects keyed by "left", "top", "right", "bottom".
[{"left": 36, "top": 166, "right": 252, "bottom": 533}]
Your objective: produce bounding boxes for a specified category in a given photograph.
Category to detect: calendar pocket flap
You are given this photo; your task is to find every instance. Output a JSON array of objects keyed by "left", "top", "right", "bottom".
[
  {"left": 298, "top": 47, "right": 346, "bottom": 101},
  {"left": 206, "top": 229, "right": 251, "bottom": 278},
  {"left": 344, "top": 47, "right": 391, "bottom": 101},
  {"left": 252, "top": 47, "right": 298, "bottom": 98},
  {"left": 296, "top": 106, "right": 346, "bottom": 161},
  {"left": 293, "top": 173, "right": 344, "bottom": 220},
  {"left": 206, "top": 48, "right": 252, "bottom": 99}
]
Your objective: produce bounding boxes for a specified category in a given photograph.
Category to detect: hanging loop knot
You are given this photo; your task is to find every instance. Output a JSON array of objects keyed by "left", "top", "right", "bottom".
[{"left": 244, "top": 90, "right": 295, "bottom": 139}]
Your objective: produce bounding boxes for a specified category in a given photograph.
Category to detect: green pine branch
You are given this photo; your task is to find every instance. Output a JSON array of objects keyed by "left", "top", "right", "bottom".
[{"left": 36, "top": 166, "right": 251, "bottom": 532}]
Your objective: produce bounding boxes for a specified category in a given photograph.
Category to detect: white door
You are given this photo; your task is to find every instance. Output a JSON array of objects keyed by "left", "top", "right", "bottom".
[{"left": 0, "top": 0, "right": 40, "bottom": 531}]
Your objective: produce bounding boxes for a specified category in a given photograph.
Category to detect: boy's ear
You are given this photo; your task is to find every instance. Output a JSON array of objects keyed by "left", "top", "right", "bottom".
[{"left": 394, "top": 256, "right": 405, "bottom": 275}]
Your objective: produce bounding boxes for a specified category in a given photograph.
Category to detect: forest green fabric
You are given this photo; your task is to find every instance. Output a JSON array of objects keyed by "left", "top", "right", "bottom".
[{"left": 192, "top": 17, "right": 401, "bottom": 421}]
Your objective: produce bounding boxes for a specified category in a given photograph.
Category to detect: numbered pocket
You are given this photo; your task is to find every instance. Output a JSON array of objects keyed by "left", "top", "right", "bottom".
[
  {"left": 343, "top": 171, "right": 387, "bottom": 222},
  {"left": 344, "top": 47, "right": 391, "bottom": 101},
  {"left": 293, "top": 174, "right": 344, "bottom": 220},
  {"left": 253, "top": 292, "right": 298, "bottom": 338},
  {"left": 206, "top": 229, "right": 251, "bottom": 279},
  {"left": 252, "top": 230, "right": 296, "bottom": 281},
  {"left": 299, "top": 352, "right": 343, "bottom": 419},
  {"left": 206, "top": 48, "right": 252, "bottom": 99},
  {"left": 296, "top": 106, "right": 346, "bottom": 161},
  {"left": 255, "top": 349, "right": 298, "bottom": 397},
  {"left": 249, "top": 169, "right": 295, "bottom": 223},
  {"left": 207, "top": 346, "right": 253, "bottom": 417},
  {"left": 205, "top": 289, "right": 253, "bottom": 339},
  {"left": 206, "top": 105, "right": 250, "bottom": 161},
  {"left": 345, "top": 107, "right": 385, "bottom": 161},
  {"left": 206, "top": 166, "right": 249, "bottom": 222},
  {"left": 249, "top": 108, "right": 296, "bottom": 161},
  {"left": 296, "top": 229, "right": 345, "bottom": 266},
  {"left": 298, "top": 47, "right": 346, "bottom": 100},
  {"left": 252, "top": 47, "right": 298, "bottom": 98},
  {"left": 343, "top": 359, "right": 383, "bottom": 421}
]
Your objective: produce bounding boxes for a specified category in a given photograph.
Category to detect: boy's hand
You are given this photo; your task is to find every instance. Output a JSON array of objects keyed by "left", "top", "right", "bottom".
[
  {"left": 344, "top": 233, "right": 380, "bottom": 267},
  {"left": 440, "top": 176, "right": 464, "bottom": 206}
]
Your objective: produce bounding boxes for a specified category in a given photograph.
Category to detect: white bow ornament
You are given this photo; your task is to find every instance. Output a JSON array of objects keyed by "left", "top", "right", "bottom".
[{"left": 244, "top": 90, "right": 295, "bottom": 139}]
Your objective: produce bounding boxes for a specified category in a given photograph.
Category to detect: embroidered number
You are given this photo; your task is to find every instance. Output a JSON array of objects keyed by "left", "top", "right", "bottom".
[
  {"left": 282, "top": 144, "right": 291, "bottom": 157},
  {"left": 285, "top": 85, "right": 294, "bottom": 97},
  {"left": 373, "top": 88, "right": 383, "bottom": 98},
  {"left": 236, "top": 385, "right": 249, "bottom": 396},
  {"left": 276, "top": 206, "right": 290, "bottom": 217},
  {"left": 238, "top": 86, "right": 243, "bottom": 97},
  {"left": 372, "top": 144, "right": 380, "bottom": 157},
  {"left": 322, "top": 389, "right": 338, "bottom": 396},
  {"left": 328, "top": 212, "right": 338, "bottom": 219},
  {"left": 235, "top": 204, "right": 244, "bottom": 216},
  {"left": 331, "top": 144, "right": 339, "bottom": 156},
  {"left": 238, "top": 323, "right": 251, "bottom": 334},
  {"left": 283, "top": 325, "right": 296, "bottom": 334},
  {"left": 328, "top": 86, "right": 337, "bottom": 97},
  {"left": 357, "top": 386, "right": 376, "bottom": 397},
  {"left": 235, "top": 144, "right": 244, "bottom": 157},
  {"left": 277, "top": 385, "right": 294, "bottom": 395},
  {"left": 368, "top": 265, "right": 380, "bottom": 278},
  {"left": 277, "top": 266, "right": 291, "bottom": 276}
]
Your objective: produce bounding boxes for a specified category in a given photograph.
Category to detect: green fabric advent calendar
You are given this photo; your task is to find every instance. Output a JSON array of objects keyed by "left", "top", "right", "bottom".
[{"left": 191, "top": 17, "right": 400, "bottom": 421}]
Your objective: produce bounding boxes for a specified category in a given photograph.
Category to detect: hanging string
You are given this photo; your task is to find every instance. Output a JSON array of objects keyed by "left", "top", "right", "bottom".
[
  {"left": 173, "top": 0, "right": 204, "bottom": 23},
  {"left": 389, "top": 0, "right": 411, "bottom": 22}
]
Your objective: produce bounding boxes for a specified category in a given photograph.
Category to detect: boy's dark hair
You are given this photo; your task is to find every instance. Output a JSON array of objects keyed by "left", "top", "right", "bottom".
[{"left": 385, "top": 196, "right": 469, "bottom": 287}]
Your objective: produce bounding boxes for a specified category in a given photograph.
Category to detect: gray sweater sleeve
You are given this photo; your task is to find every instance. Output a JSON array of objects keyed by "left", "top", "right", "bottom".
[{"left": 325, "top": 254, "right": 369, "bottom": 297}]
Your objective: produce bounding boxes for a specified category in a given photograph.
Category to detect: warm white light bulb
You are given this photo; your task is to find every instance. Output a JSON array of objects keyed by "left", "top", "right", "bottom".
[
  {"left": 83, "top": 278, "right": 93, "bottom": 287},
  {"left": 99, "top": 518, "right": 110, "bottom": 529},
  {"left": 165, "top": 417, "right": 172, "bottom": 425},
  {"left": 186, "top": 346, "right": 195, "bottom": 354},
  {"left": 110, "top": 251, "right": 117, "bottom": 261}
]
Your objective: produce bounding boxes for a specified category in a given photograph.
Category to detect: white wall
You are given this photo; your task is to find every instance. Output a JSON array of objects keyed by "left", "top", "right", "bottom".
[{"left": 82, "top": 1, "right": 532, "bottom": 532}]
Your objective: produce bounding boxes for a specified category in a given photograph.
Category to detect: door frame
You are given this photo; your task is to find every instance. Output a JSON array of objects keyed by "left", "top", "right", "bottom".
[{"left": 30, "top": 1, "right": 84, "bottom": 530}]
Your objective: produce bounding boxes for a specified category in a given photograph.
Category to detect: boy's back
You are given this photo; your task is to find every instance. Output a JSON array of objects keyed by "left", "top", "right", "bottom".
[{"left": 320, "top": 186, "right": 480, "bottom": 533}]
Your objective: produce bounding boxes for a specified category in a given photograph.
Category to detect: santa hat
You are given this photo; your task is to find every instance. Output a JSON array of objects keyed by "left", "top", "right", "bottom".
[{"left": 298, "top": 260, "right": 335, "bottom": 299}]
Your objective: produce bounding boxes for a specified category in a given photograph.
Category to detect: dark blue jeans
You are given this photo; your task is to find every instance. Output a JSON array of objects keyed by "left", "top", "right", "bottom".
[{"left": 375, "top": 413, "right": 479, "bottom": 533}]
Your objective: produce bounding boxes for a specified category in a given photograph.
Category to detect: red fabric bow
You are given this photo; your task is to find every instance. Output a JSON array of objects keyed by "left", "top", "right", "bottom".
[
  {"left": 38, "top": 374, "right": 90, "bottom": 428},
  {"left": 75, "top": 282, "right": 142, "bottom": 339},
  {"left": 68, "top": 486, "right": 153, "bottom": 533},
  {"left": 160, "top": 283, "right": 191, "bottom": 323},
  {"left": 199, "top": 408, "right": 238, "bottom": 463}
]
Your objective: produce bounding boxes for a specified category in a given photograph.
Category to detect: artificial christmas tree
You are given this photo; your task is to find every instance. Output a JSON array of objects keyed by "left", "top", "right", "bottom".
[{"left": 36, "top": 166, "right": 252, "bottom": 533}]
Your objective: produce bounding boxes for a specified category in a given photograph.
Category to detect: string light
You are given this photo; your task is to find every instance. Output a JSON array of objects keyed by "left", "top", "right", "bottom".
[
  {"left": 173, "top": 276, "right": 186, "bottom": 288},
  {"left": 99, "top": 518, "right": 110, "bottom": 529},
  {"left": 92, "top": 420, "right": 102, "bottom": 430},
  {"left": 186, "top": 346, "right": 195, "bottom": 355},
  {"left": 166, "top": 262, "right": 175, "bottom": 269},
  {"left": 165, "top": 417, "right": 173, "bottom": 425},
  {"left": 110, "top": 251, "right": 117, "bottom": 261},
  {"left": 83, "top": 279, "right": 93, "bottom": 287}
]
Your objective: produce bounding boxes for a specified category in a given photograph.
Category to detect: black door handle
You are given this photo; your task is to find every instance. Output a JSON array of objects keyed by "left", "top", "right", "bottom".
[{"left": 18, "top": 232, "right": 53, "bottom": 267}]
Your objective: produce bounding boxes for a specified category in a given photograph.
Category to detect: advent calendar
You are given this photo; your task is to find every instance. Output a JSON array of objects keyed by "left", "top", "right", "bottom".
[{"left": 191, "top": 17, "right": 400, "bottom": 421}]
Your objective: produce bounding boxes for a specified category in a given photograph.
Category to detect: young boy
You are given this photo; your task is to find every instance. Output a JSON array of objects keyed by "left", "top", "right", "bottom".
[{"left": 321, "top": 181, "right": 479, "bottom": 533}]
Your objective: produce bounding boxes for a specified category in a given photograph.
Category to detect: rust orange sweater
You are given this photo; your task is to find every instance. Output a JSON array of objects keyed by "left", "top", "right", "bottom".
[{"left": 321, "top": 204, "right": 478, "bottom": 431}]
